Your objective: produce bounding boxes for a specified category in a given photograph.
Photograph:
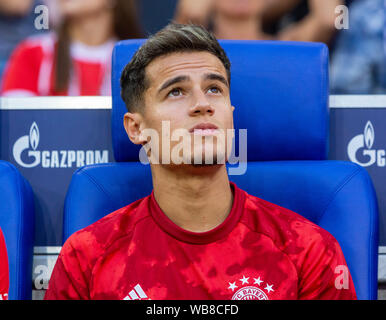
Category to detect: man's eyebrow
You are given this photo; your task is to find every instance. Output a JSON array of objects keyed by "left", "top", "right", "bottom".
[
  {"left": 204, "top": 73, "right": 229, "bottom": 87},
  {"left": 159, "top": 75, "right": 190, "bottom": 93}
]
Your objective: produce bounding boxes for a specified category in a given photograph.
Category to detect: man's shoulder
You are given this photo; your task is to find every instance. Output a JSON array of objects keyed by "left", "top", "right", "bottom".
[
  {"left": 240, "top": 191, "right": 338, "bottom": 254},
  {"left": 62, "top": 196, "right": 152, "bottom": 257}
]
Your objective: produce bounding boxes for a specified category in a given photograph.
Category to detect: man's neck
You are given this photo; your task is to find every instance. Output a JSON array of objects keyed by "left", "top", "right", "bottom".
[
  {"left": 213, "top": 13, "right": 270, "bottom": 40},
  {"left": 151, "top": 165, "right": 233, "bottom": 233},
  {"left": 67, "top": 10, "right": 114, "bottom": 46}
]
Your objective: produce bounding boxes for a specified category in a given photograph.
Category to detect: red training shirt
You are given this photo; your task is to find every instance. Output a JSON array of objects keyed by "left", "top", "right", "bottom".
[
  {"left": 0, "top": 228, "right": 9, "bottom": 300},
  {"left": 45, "top": 182, "right": 356, "bottom": 300}
]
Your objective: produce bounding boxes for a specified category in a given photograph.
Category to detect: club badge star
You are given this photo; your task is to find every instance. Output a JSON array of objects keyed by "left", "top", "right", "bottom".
[
  {"left": 264, "top": 283, "right": 274, "bottom": 293},
  {"left": 228, "top": 282, "right": 238, "bottom": 292},
  {"left": 253, "top": 277, "right": 263, "bottom": 286},
  {"left": 240, "top": 275, "right": 250, "bottom": 285}
]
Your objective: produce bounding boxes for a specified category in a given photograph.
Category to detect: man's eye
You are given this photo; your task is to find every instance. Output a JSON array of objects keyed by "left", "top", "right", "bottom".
[
  {"left": 168, "top": 88, "right": 182, "bottom": 97},
  {"left": 208, "top": 87, "right": 221, "bottom": 94}
]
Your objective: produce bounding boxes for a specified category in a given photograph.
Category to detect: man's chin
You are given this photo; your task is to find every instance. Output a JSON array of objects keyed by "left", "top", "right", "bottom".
[
  {"left": 191, "top": 162, "right": 221, "bottom": 168},
  {"left": 174, "top": 162, "right": 225, "bottom": 175}
]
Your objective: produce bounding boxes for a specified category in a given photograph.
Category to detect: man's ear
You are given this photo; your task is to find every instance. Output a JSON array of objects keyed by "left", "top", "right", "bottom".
[
  {"left": 123, "top": 112, "right": 146, "bottom": 145},
  {"left": 231, "top": 105, "right": 235, "bottom": 112}
]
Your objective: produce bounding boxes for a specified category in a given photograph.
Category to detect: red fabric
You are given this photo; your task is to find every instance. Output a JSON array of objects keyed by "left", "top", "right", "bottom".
[
  {"left": 0, "top": 40, "right": 43, "bottom": 95},
  {"left": 73, "top": 60, "right": 105, "bottom": 96},
  {"left": 45, "top": 183, "right": 357, "bottom": 300},
  {"left": 1, "top": 34, "right": 109, "bottom": 97},
  {"left": 0, "top": 228, "right": 9, "bottom": 300}
]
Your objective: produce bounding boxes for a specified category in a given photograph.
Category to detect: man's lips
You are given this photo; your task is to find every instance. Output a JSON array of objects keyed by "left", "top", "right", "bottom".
[{"left": 189, "top": 123, "right": 219, "bottom": 134}]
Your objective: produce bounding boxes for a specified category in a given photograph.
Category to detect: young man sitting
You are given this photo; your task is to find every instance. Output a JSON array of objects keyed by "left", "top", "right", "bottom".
[{"left": 45, "top": 24, "right": 356, "bottom": 300}]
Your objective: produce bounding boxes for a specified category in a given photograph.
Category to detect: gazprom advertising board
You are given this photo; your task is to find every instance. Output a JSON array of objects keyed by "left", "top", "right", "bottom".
[
  {"left": 0, "top": 97, "right": 113, "bottom": 246},
  {"left": 330, "top": 96, "right": 386, "bottom": 246}
]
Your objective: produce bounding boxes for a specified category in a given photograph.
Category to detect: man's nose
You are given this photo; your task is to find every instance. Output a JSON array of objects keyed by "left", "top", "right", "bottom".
[{"left": 189, "top": 90, "right": 215, "bottom": 116}]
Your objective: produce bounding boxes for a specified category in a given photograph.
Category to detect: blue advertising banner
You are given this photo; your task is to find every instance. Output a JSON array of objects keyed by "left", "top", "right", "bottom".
[
  {"left": 0, "top": 98, "right": 113, "bottom": 246},
  {"left": 0, "top": 96, "right": 385, "bottom": 248},
  {"left": 329, "top": 96, "right": 386, "bottom": 246}
]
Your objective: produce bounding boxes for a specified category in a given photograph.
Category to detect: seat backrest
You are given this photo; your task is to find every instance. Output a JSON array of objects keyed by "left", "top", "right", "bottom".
[
  {"left": 64, "top": 163, "right": 152, "bottom": 241},
  {"left": 0, "top": 161, "right": 35, "bottom": 300},
  {"left": 111, "top": 40, "right": 329, "bottom": 162},
  {"left": 64, "top": 40, "right": 378, "bottom": 299}
]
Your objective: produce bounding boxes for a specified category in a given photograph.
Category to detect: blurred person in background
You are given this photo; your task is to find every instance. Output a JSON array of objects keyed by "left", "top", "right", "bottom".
[
  {"left": 0, "top": 227, "right": 9, "bottom": 301},
  {"left": 330, "top": 0, "right": 386, "bottom": 94},
  {"left": 174, "top": 0, "right": 342, "bottom": 44},
  {"left": 175, "top": 0, "right": 272, "bottom": 40},
  {"left": 0, "top": 0, "right": 46, "bottom": 80},
  {"left": 174, "top": 0, "right": 213, "bottom": 27},
  {"left": 1, "top": 0, "right": 143, "bottom": 97},
  {"left": 261, "top": 0, "right": 343, "bottom": 44},
  {"left": 209, "top": 0, "right": 272, "bottom": 40}
]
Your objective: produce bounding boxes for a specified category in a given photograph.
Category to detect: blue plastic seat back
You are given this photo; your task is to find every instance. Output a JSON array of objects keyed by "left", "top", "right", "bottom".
[
  {"left": 64, "top": 163, "right": 152, "bottom": 240},
  {"left": 111, "top": 40, "right": 329, "bottom": 162},
  {"left": 0, "top": 161, "right": 35, "bottom": 300}
]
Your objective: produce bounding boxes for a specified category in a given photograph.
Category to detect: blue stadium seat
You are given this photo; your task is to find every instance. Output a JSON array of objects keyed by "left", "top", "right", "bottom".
[
  {"left": 0, "top": 160, "right": 35, "bottom": 300},
  {"left": 64, "top": 40, "right": 379, "bottom": 300}
]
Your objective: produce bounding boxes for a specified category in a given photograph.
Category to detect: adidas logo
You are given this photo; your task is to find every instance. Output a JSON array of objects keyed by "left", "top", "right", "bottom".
[
  {"left": 123, "top": 284, "right": 150, "bottom": 300},
  {"left": 0, "top": 293, "right": 8, "bottom": 300}
]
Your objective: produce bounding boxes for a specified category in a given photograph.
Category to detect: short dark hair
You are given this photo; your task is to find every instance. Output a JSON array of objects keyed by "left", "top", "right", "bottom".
[{"left": 120, "top": 23, "right": 231, "bottom": 113}]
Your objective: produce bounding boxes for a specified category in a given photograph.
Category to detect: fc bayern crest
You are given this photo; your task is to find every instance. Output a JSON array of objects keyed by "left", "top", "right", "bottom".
[
  {"left": 227, "top": 275, "right": 274, "bottom": 300},
  {"left": 232, "top": 286, "right": 268, "bottom": 300}
]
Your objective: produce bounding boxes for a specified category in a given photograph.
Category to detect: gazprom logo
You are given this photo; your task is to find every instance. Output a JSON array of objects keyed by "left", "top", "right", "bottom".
[
  {"left": 347, "top": 121, "right": 385, "bottom": 167},
  {"left": 13, "top": 122, "right": 109, "bottom": 168},
  {"left": 30, "top": 122, "right": 40, "bottom": 150},
  {"left": 13, "top": 122, "right": 41, "bottom": 168}
]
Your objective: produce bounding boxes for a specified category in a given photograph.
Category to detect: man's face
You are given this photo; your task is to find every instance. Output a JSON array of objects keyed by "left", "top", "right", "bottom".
[{"left": 126, "top": 51, "right": 235, "bottom": 166}]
